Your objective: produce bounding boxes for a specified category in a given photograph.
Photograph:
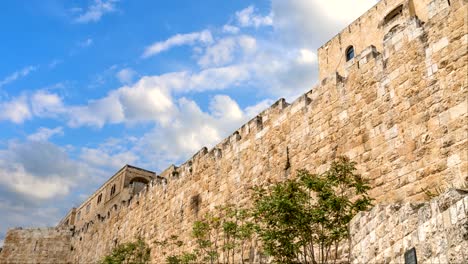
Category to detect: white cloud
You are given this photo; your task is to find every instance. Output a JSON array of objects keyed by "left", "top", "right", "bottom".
[
  {"left": 236, "top": 6, "right": 273, "bottom": 28},
  {"left": 0, "top": 141, "right": 88, "bottom": 200},
  {"left": 209, "top": 95, "right": 243, "bottom": 120},
  {"left": 66, "top": 64, "right": 253, "bottom": 128},
  {"left": 116, "top": 68, "right": 137, "bottom": 84},
  {"left": 31, "top": 90, "right": 65, "bottom": 117},
  {"left": 67, "top": 93, "right": 124, "bottom": 128},
  {"left": 198, "top": 38, "right": 237, "bottom": 68},
  {"left": 142, "top": 30, "right": 213, "bottom": 58},
  {"left": 0, "top": 90, "right": 66, "bottom": 124},
  {"left": 27, "top": 127, "right": 64, "bottom": 142},
  {"left": 0, "top": 66, "right": 37, "bottom": 88},
  {"left": 188, "top": 65, "right": 250, "bottom": 92},
  {"left": 0, "top": 96, "right": 31, "bottom": 123},
  {"left": 134, "top": 94, "right": 277, "bottom": 170},
  {"left": 197, "top": 35, "right": 257, "bottom": 68},
  {"left": 297, "top": 49, "right": 318, "bottom": 64},
  {"left": 238, "top": 35, "right": 257, "bottom": 54},
  {"left": 272, "top": 0, "right": 378, "bottom": 46},
  {"left": 245, "top": 99, "right": 275, "bottom": 118},
  {"left": 74, "top": 0, "right": 118, "bottom": 23},
  {"left": 222, "top": 25, "right": 240, "bottom": 34},
  {"left": 80, "top": 147, "right": 138, "bottom": 170}
]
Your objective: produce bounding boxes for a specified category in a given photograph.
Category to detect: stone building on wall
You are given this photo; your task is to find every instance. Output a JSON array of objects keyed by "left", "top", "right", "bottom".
[
  {"left": 0, "top": 0, "right": 466, "bottom": 263},
  {"left": 58, "top": 165, "right": 158, "bottom": 231}
]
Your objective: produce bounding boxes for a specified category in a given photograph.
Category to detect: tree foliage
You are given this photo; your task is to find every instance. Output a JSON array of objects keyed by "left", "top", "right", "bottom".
[
  {"left": 159, "top": 204, "right": 255, "bottom": 264},
  {"left": 251, "top": 156, "right": 372, "bottom": 264},
  {"left": 100, "top": 238, "right": 151, "bottom": 264},
  {"left": 156, "top": 157, "right": 372, "bottom": 264}
]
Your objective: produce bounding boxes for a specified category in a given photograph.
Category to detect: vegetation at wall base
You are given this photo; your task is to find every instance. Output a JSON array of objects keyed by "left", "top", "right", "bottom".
[
  {"left": 100, "top": 237, "right": 151, "bottom": 264},
  {"left": 157, "top": 156, "right": 372, "bottom": 264},
  {"left": 252, "top": 156, "right": 372, "bottom": 263}
]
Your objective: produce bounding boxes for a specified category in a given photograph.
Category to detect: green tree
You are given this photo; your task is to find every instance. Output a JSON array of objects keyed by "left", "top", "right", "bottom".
[
  {"left": 160, "top": 204, "right": 255, "bottom": 264},
  {"left": 100, "top": 238, "right": 151, "bottom": 264},
  {"left": 252, "top": 156, "right": 372, "bottom": 264},
  {"left": 192, "top": 205, "right": 255, "bottom": 264},
  {"left": 154, "top": 235, "right": 198, "bottom": 264}
]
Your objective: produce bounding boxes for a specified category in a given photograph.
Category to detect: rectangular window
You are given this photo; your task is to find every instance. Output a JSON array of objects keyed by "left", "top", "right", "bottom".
[
  {"left": 77, "top": 211, "right": 81, "bottom": 221},
  {"left": 86, "top": 204, "right": 91, "bottom": 214},
  {"left": 97, "top": 193, "right": 102, "bottom": 204}
]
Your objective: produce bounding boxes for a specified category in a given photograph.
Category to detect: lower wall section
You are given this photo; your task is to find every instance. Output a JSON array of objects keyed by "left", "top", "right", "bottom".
[
  {"left": 0, "top": 190, "right": 466, "bottom": 263},
  {"left": 349, "top": 189, "right": 468, "bottom": 264},
  {"left": 0, "top": 228, "right": 73, "bottom": 264}
]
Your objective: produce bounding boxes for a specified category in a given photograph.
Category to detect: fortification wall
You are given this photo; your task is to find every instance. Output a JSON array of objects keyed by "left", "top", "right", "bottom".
[
  {"left": 0, "top": 228, "right": 73, "bottom": 264},
  {"left": 66, "top": 0, "right": 467, "bottom": 262},
  {"left": 350, "top": 189, "right": 468, "bottom": 263},
  {"left": 0, "top": 0, "right": 465, "bottom": 263}
]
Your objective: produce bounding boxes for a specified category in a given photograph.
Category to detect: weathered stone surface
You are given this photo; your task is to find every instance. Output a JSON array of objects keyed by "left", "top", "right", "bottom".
[
  {"left": 350, "top": 189, "right": 468, "bottom": 264},
  {"left": 0, "top": 0, "right": 466, "bottom": 263},
  {"left": 0, "top": 228, "right": 73, "bottom": 264}
]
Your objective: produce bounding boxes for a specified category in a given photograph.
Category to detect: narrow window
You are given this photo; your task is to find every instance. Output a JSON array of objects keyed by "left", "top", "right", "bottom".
[
  {"left": 86, "top": 204, "right": 91, "bottom": 214},
  {"left": 346, "top": 46, "right": 355, "bottom": 61},
  {"left": 110, "top": 184, "right": 116, "bottom": 196},
  {"left": 77, "top": 211, "right": 81, "bottom": 221},
  {"left": 97, "top": 193, "right": 102, "bottom": 204}
]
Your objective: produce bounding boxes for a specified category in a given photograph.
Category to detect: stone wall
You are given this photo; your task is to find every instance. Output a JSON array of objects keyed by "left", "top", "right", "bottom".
[
  {"left": 66, "top": 0, "right": 467, "bottom": 262},
  {"left": 350, "top": 189, "right": 468, "bottom": 263},
  {"left": 0, "top": 228, "right": 73, "bottom": 264},
  {"left": 0, "top": 0, "right": 466, "bottom": 263}
]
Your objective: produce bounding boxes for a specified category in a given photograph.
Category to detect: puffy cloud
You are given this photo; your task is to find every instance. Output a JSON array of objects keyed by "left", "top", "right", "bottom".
[
  {"left": 27, "top": 127, "right": 64, "bottom": 142},
  {"left": 0, "top": 96, "right": 32, "bottom": 123},
  {"left": 209, "top": 95, "right": 243, "bottom": 120},
  {"left": 142, "top": 30, "right": 213, "bottom": 58},
  {"left": 238, "top": 35, "right": 257, "bottom": 54},
  {"left": 188, "top": 65, "right": 251, "bottom": 92},
  {"left": 222, "top": 25, "right": 240, "bottom": 34},
  {"left": 135, "top": 95, "right": 251, "bottom": 169},
  {"left": 67, "top": 93, "right": 124, "bottom": 128},
  {"left": 236, "top": 6, "right": 273, "bottom": 28},
  {"left": 197, "top": 35, "right": 257, "bottom": 68},
  {"left": 198, "top": 38, "right": 237, "bottom": 68},
  {"left": 0, "top": 66, "right": 37, "bottom": 88},
  {"left": 117, "top": 78, "right": 175, "bottom": 124},
  {"left": 116, "top": 68, "right": 137, "bottom": 85},
  {"left": 80, "top": 147, "right": 138, "bottom": 170},
  {"left": 0, "top": 90, "right": 66, "bottom": 123},
  {"left": 0, "top": 141, "right": 89, "bottom": 200},
  {"left": 31, "top": 90, "right": 65, "bottom": 117},
  {"left": 272, "top": 0, "right": 378, "bottom": 46},
  {"left": 66, "top": 64, "right": 253, "bottom": 128},
  {"left": 74, "top": 0, "right": 118, "bottom": 23}
]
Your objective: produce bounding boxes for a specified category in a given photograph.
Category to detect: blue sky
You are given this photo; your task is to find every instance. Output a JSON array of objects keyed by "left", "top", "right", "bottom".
[{"left": 0, "top": 0, "right": 378, "bottom": 245}]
